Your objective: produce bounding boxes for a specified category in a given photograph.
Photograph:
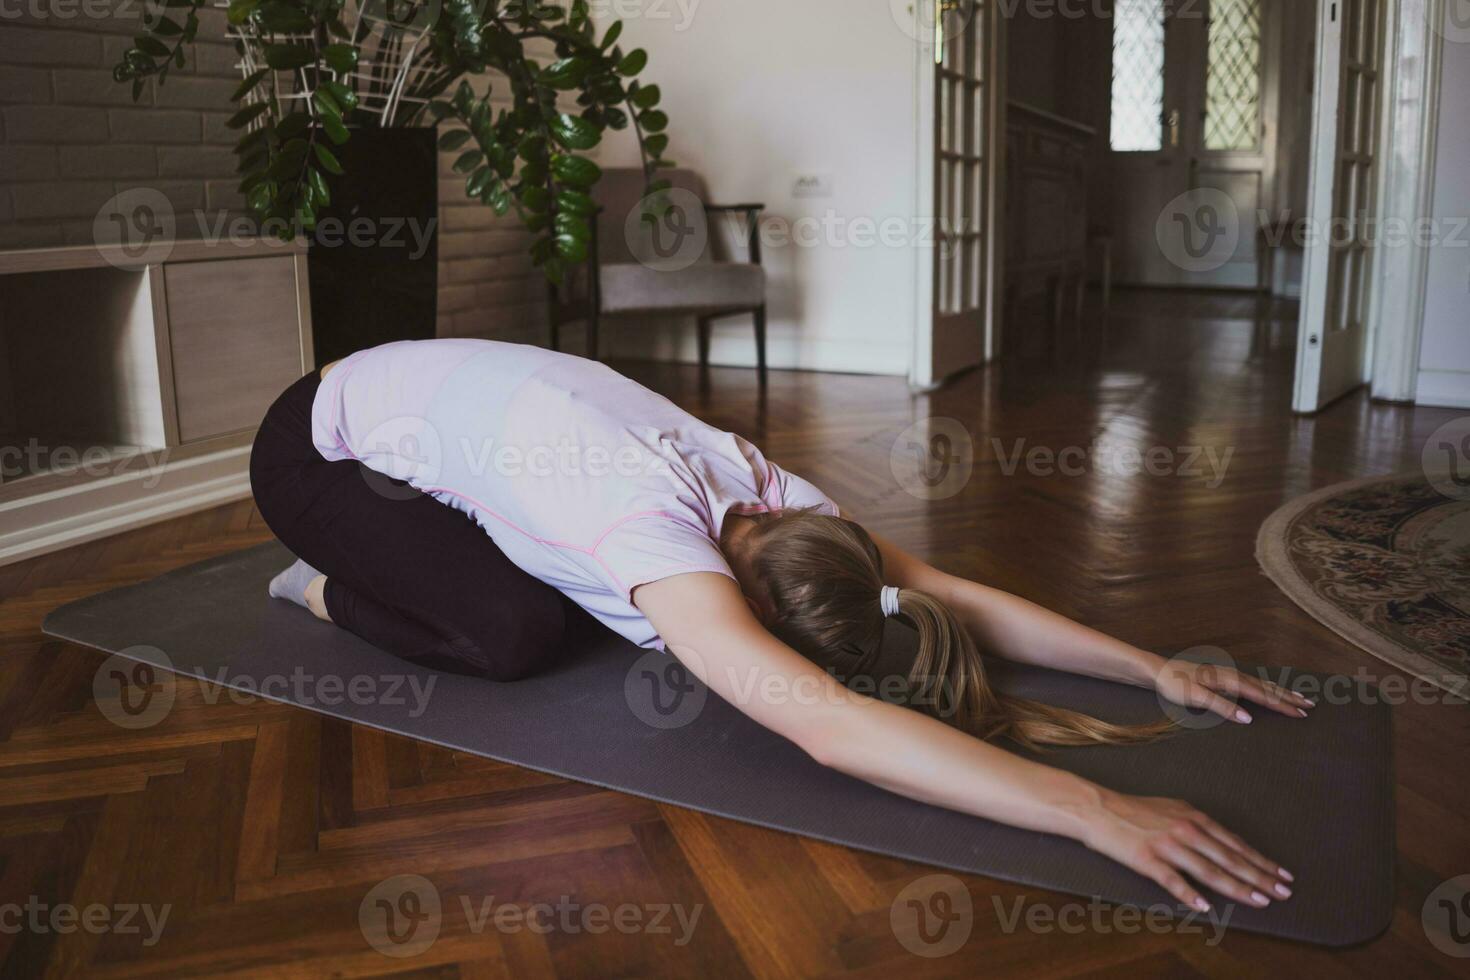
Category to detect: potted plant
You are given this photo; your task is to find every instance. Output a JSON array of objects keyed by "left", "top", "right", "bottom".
[{"left": 113, "top": 0, "right": 670, "bottom": 362}]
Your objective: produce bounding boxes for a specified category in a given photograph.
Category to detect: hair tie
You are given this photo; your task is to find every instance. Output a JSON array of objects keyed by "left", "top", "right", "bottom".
[{"left": 879, "top": 585, "right": 901, "bottom": 618}]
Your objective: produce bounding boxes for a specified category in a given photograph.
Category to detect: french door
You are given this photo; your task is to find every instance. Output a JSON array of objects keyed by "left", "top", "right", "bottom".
[
  {"left": 1294, "top": 0, "right": 1384, "bottom": 411},
  {"left": 915, "top": 0, "right": 1003, "bottom": 386},
  {"left": 1110, "top": 0, "right": 1280, "bottom": 288}
]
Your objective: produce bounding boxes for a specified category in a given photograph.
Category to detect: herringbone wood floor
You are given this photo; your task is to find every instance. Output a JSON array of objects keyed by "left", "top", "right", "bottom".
[{"left": 1, "top": 291, "right": 1466, "bottom": 977}]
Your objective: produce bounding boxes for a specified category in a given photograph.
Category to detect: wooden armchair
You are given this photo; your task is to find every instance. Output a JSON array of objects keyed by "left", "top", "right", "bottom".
[{"left": 547, "top": 168, "right": 768, "bottom": 385}]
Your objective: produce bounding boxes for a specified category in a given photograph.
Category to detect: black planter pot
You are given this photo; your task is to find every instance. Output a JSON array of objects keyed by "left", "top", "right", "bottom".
[{"left": 307, "top": 127, "right": 438, "bottom": 368}]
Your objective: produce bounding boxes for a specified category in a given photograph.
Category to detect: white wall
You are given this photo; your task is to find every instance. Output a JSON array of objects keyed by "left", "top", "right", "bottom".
[
  {"left": 1417, "top": 13, "right": 1470, "bottom": 408},
  {"left": 590, "top": 1, "right": 920, "bottom": 375}
]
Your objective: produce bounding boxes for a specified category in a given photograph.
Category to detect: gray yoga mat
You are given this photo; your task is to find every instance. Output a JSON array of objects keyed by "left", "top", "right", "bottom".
[{"left": 42, "top": 541, "right": 1394, "bottom": 947}]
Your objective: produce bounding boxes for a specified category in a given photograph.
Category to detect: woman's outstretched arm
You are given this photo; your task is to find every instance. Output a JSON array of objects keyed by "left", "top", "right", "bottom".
[
  {"left": 634, "top": 572, "right": 1294, "bottom": 912},
  {"left": 870, "top": 532, "right": 1312, "bottom": 723}
]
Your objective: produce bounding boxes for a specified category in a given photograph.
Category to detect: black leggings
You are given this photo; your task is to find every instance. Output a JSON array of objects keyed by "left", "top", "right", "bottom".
[{"left": 249, "top": 370, "right": 599, "bottom": 680}]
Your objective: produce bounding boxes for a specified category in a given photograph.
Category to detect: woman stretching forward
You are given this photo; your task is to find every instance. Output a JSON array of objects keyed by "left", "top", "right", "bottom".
[{"left": 250, "top": 338, "right": 1310, "bottom": 913}]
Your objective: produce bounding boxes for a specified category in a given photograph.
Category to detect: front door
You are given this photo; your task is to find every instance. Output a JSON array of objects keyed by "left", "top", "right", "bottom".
[{"left": 1110, "top": 0, "right": 1280, "bottom": 288}]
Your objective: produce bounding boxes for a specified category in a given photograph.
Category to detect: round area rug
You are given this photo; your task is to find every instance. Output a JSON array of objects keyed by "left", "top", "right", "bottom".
[{"left": 1257, "top": 473, "right": 1470, "bottom": 701}]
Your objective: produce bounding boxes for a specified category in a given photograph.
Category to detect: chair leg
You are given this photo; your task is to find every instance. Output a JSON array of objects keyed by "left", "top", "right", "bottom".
[
  {"left": 697, "top": 316, "right": 712, "bottom": 370},
  {"left": 753, "top": 306, "right": 767, "bottom": 388},
  {"left": 587, "top": 307, "right": 599, "bottom": 361}
]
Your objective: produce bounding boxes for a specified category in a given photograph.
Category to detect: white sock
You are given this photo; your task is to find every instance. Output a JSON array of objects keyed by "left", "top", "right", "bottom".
[{"left": 268, "top": 559, "right": 323, "bottom": 609}]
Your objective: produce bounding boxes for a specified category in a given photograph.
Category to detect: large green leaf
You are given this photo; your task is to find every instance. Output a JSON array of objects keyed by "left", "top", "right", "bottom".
[
  {"left": 550, "top": 154, "right": 601, "bottom": 187},
  {"left": 549, "top": 113, "right": 600, "bottom": 150},
  {"left": 453, "top": 150, "right": 484, "bottom": 174},
  {"left": 230, "top": 68, "right": 269, "bottom": 102},
  {"left": 617, "top": 48, "right": 647, "bottom": 76},
  {"left": 438, "top": 129, "right": 471, "bottom": 151},
  {"left": 263, "top": 44, "right": 314, "bottom": 71},
  {"left": 256, "top": 1, "right": 312, "bottom": 33},
  {"left": 631, "top": 84, "right": 660, "bottom": 109},
  {"left": 322, "top": 43, "right": 359, "bottom": 74},
  {"left": 313, "top": 142, "right": 344, "bottom": 175},
  {"left": 226, "top": 101, "right": 269, "bottom": 129}
]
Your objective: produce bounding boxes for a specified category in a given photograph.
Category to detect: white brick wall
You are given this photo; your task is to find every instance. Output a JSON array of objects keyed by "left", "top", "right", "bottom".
[{"left": 0, "top": 7, "right": 553, "bottom": 346}]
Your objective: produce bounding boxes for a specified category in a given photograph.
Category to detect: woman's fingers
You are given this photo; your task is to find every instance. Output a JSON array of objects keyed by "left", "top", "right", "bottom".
[
  {"left": 1177, "top": 825, "right": 1290, "bottom": 899},
  {"left": 1137, "top": 857, "right": 1212, "bottom": 913},
  {"left": 1188, "top": 684, "right": 1253, "bottom": 724},
  {"left": 1157, "top": 840, "right": 1273, "bottom": 908},
  {"left": 1192, "top": 815, "right": 1292, "bottom": 882},
  {"left": 1198, "top": 666, "right": 1314, "bottom": 717}
]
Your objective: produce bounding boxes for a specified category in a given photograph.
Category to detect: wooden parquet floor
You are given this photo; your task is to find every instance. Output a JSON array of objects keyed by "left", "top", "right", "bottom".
[{"left": 1, "top": 290, "right": 1466, "bottom": 977}]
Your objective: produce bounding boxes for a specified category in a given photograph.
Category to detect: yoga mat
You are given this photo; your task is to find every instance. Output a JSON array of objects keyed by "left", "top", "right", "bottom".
[{"left": 42, "top": 542, "right": 1394, "bottom": 947}]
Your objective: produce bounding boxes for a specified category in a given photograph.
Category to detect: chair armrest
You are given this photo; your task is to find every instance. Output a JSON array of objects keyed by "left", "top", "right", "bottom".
[{"left": 703, "top": 203, "right": 765, "bottom": 213}]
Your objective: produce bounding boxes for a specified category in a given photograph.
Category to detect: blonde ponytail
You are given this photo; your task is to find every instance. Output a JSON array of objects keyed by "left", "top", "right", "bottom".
[
  {"left": 750, "top": 510, "right": 1175, "bottom": 749},
  {"left": 896, "top": 588, "right": 1174, "bottom": 749}
]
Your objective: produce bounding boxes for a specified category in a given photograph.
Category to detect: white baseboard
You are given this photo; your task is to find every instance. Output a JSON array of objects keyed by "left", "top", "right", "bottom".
[
  {"left": 0, "top": 445, "right": 253, "bottom": 566},
  {"left": 1416, "top": 369, "right": 1470, "bottom": 408}
]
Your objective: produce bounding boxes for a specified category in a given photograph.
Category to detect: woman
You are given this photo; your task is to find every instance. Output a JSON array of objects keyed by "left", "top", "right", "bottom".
[{"left": 250, "top": 338, "right": 1310, "bottom": 914}]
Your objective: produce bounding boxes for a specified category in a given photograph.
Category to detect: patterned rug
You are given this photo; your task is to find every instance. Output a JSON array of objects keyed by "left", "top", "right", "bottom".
[{"left": 1257, "top": 474, "right": 1470, "bottom": 701}]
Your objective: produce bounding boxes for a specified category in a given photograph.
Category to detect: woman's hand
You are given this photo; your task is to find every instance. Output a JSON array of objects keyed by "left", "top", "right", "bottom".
[
  {"left": 1154, "top": 658, "right": 1314, "bottom": 725},
  {"left": 1082, "top": 789, "right": 1294, "bottom": 912}
]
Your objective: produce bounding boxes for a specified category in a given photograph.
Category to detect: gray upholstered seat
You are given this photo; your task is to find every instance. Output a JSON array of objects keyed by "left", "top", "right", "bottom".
[{"left": 547, "top": 167, "right": 768, "bottom": 384}]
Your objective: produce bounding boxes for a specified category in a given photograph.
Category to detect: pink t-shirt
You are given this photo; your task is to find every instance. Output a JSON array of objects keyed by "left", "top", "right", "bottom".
[{"left": 311, "top": 339, "right": 838, "bottom": 648}]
